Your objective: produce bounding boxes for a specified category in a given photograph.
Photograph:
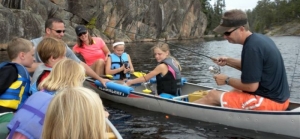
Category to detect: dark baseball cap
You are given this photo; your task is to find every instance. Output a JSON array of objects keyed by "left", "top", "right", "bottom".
[
  {"left": 213, "top": 18, "right": 248, "bottom": 34},
  {"left": 75, "top": 25, "right": 87, "bottom": 36}
]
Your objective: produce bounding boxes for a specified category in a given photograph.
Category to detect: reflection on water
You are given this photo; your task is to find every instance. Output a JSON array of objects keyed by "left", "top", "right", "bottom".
[{"left": 0, "top": 36, "right": 299, "bottom": 139}]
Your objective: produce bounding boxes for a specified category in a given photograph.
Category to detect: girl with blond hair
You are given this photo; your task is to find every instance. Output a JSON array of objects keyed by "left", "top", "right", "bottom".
[
  {"left": 38, "top": 58, "right": 85, "bottom": 94},
  {"left": 42, "top": 87, "right": 107, "bottom": 139},
  {"left": 125, "top": 42, "right": 182, "bottom": 97}
]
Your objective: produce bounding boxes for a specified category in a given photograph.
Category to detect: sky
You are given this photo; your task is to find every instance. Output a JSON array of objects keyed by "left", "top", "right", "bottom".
[{"left": 210, "top": 0, "right": 259, "bottom": 11}]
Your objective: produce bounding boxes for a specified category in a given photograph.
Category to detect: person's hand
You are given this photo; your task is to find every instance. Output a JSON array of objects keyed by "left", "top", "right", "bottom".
[
  {"left": 214, "top": 57, "right": 228, "bottom": 66},
  {"left": 105, "top": 111, "right": 110, "bottom": 118},
  {"left": 123, "top": 67, "right": 131, "bottom": 73},
  {"left": 213, "top": 74, "right": 228, "bottom": 85},
  {"left": 100, "top": 78, "right": 110, "bottom": 88},
  {"left": 124, "top": 80, "right": 132, "bottom": 86},
  {"left": 119, "top": 65, "right": 125, "bottom": 72}
]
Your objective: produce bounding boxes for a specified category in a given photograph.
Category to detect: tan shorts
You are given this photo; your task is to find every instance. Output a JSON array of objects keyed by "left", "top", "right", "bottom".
[{"left": 221, "top": 91, "right": 289, "bottom": 111}]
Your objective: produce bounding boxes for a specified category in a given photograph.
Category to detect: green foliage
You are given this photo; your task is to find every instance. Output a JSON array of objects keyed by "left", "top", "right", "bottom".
[
  {"left": 203, "top": 0, "right": 300, "bottom": 34},
  {"left": 249, "top": 0, "right": 300, "bottom": 33},
  {"left": 86, "top": 17, "right": 97, "bottom": 30},
  {"left": 201, "top": 0, "right": 225, "bottom": 35}
]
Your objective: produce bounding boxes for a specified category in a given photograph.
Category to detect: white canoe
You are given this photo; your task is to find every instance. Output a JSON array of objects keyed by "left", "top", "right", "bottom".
[
  {"left": 85, "top": 78, "right": 300, "bottom": 138},
  {"left": 106, "top": 118, "right": 123, "bottom": 139}
]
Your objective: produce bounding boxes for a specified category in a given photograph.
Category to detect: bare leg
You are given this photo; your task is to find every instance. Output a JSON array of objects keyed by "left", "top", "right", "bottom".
[
  {"left": 193, "top": 90, "right": 223, "bottom": 106},
  {"left": 91, "top": 59, "right": 105, "bottom": 75}
]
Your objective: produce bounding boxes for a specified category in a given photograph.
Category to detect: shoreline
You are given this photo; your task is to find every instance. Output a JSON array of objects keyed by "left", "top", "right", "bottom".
[{"left": 0, "top": 36, "right": 208, "bottom": 51}]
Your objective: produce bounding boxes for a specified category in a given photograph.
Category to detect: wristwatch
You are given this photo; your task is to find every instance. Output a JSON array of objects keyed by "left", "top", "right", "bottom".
[{"left": 225, "top": 77, "right": 230, "bottom": 85}]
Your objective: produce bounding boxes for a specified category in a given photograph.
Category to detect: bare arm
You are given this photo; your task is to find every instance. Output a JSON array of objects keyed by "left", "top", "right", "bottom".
[
  {"left": 102, "top": 44, "right": 111, "bottom": 60},
  {"left": 226, "top": 57, "right": 241, "bottom": 70},
  {"left": 126, "top": 64, "right": 167, "bottom": 86},
  {"left": 81, "top": 61, "right": 109, "bottom": 87},
  {"left": 215, "top": 57, "right": 241, "bottom": 71},
  {"left": 214, "top": 74, "right": 259, "bottom": 92},
  {"left": 127, "top": 54, "right": 134, "bottom": 73}
]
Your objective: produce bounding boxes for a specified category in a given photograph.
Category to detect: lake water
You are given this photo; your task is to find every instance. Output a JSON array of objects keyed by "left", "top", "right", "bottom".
[{"left": 0, "top": 36, "right": 299, "bottom": 139}]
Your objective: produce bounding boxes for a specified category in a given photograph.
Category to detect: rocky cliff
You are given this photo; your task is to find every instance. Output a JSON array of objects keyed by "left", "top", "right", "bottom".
[{"left": 0, "top": 0, "right": 207, "bottom": 50}]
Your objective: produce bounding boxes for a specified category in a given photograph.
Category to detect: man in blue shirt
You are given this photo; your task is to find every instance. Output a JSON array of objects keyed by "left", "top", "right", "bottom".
[{"left": 195, "top": 9, "right": 290, "bottom": 111}]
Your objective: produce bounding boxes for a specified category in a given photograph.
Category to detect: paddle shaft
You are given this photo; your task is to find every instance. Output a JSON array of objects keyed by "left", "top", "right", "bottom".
[{"left": 103, "top": 25, "right": 217, "bottom": 61}]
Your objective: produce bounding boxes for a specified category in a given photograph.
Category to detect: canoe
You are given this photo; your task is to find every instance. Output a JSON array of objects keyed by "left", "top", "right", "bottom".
[
  {"left": 84, "top": 77, "right": 300, "bottom": 138},
  {"left": 106, "top": 118, "right": 123, "bottom": 139}
]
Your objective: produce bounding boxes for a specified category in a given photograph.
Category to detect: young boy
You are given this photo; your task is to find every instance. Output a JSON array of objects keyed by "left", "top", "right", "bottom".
[
  {"left": 0, "top": 38, "right": 34, "bottom": 137},
  {"left": 31, "top": 37, "right": 66, "bottom": 93}
]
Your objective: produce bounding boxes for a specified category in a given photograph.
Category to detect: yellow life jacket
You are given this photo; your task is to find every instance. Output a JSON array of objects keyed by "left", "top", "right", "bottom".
[{"left": 0, "top": 62, "right": 31, "bottom": 110}]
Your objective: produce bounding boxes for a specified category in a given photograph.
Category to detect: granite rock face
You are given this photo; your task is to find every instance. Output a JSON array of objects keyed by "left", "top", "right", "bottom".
[{"left": 0, "top": 0, "right": 207, "bottom": 49}]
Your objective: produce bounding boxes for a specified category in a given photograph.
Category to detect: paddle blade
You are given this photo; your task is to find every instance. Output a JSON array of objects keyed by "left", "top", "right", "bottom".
[
  {"left": 100, "top": 74, "right": 113, "bottom": 79},
  {"left": 142, "top": 89, "right": 152, "bottom": 94},
  {"left": 133, "top": 72, "right": 146, "bottom": 78},
  {"left": 105, "top": 75, "right": 113, "bottom": 78}
]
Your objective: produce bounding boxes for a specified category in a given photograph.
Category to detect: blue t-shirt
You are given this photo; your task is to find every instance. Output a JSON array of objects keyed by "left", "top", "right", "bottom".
[{"left": 241, "top": 33, "right": 289, "bottom": 103}]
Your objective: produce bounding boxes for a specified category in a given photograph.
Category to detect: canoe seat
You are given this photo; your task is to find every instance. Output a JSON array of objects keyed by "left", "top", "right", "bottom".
[
  {"left": 160, "top": 93, "right": 176, "bottom": 99},
  {"left": 187, "top": 90, "right": 209, "bottom": 102},
  {"left": 291, "top": 107, "right": 300, "bottom": 112}
]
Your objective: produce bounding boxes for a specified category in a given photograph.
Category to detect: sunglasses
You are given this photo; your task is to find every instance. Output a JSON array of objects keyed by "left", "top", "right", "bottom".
[
  {"left": 50, "top": 28, "right": 65, "bottom": 34},
  {"left": 78, "top": 32, "right": 87, "bottom": 37},
  {"left": 223, "top": 27, "right": 239, "bottom": 36}
]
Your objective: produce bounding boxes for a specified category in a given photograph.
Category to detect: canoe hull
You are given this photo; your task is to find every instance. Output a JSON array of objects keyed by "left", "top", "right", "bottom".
[{"left": 85, "top": 79, "right": 300, "bottom": 138}]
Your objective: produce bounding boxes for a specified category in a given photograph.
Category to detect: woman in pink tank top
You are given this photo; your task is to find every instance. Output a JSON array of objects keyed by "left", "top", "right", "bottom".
[{"left": 73, "top": 25, "right": 110, "bottom": 75}]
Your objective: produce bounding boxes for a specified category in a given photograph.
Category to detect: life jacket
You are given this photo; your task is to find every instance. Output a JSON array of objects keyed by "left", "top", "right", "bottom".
[
  {"left": 7, "top": 91, "right": 54, "bottom": 139},
  {"left": 0, "top": 62, "right": 30, "bottom": 110},
  {"left": 30, "top": 64, "right": 52, "bottom": 94},
  {"left": 156, "top": 58, "right": 182, "bottom": 96},
  {"left": 110, "top": 53, "right": 130, "bottom": 80}
]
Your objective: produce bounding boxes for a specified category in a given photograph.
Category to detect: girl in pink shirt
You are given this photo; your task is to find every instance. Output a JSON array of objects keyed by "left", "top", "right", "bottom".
[{"left": 73, "top": 25, "right": 110, "bottom": 75}]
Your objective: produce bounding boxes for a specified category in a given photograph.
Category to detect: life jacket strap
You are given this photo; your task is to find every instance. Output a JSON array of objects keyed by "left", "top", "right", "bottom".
[{"left": 21, "top": 104, "right": 45, "bottom": 125}]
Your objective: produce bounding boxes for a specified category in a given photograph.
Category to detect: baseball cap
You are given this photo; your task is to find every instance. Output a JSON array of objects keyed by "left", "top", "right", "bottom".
[
  {"left": 75, "top": 25, "right": 87, "bottom": 36},
  {"left": 213, "top": 17, "right": 248, "bottom": 34}
]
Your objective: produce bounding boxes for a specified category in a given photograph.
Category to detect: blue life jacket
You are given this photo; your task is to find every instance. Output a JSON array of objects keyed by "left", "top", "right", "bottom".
[
  {"left": 7, "top": 91, "right": 54, "bottom": 139},
  {"left": 0, "top": 62, "right": 31, "bottom": 110},
  {"left": 110, "top": 53, "right": 130, "bottom": 79}
]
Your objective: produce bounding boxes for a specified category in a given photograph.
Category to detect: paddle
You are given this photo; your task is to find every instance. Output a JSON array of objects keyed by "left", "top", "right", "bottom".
[
  {"left": 102, "top": 72, "right": 152, "bottom": 94},
  {"left": 132, "top": 71, "right": 146, "bottom": 78},
  {"left": 132, "top": 72, "right": 152, "bottom": 93},
  {"left": 100, "top": 74, "right": 113, "bottom": 79}
]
